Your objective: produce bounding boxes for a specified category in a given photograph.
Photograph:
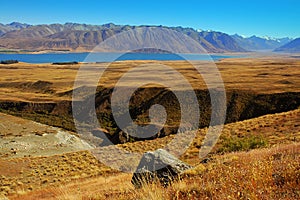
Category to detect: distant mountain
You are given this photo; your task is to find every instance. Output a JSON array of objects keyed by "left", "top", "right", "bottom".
[
  {"left": 274, "top": 38, "right": 300, "bottom": 53},
  {"left": 0, "top": 22, "right": 31, "bottom": 36},
  {"left": 199, "top": 31, "right": 245, "bottom": 52},
  {"left": 167, "top": 27, "right": 246, "bottom": 52},
  {"left": 7, "top": 22, "right": 31, "bottom": 29},
  {"left": 231, "top": 34, "right": 293, "bottom": 51},
  {"left": 0, "top": 22, "right": 246, "bottom": 53}
]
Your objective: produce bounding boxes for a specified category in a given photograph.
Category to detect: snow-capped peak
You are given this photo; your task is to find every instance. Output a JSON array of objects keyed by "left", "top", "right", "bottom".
[
  {"left": 262, "top": 36, "right": 272, "bottom": 40},
  {"left": 261, "top": 35, "right": 283, "bottom": 42}
]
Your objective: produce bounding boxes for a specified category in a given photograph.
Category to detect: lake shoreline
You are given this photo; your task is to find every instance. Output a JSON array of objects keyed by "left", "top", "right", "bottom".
[{"left": 0, "top": 52, "right": 251, "bottom": 64}]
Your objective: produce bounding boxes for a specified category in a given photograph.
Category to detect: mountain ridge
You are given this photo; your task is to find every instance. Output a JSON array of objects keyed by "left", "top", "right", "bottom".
[
  {"left": 274, "top": 38, "right": 300, "bottom": 53},
  {"left": 0, "top": 22, "right": 31, "bottom": 36},
  {"left": 0, "top": 22, "right": 246, "bottom": 53}
]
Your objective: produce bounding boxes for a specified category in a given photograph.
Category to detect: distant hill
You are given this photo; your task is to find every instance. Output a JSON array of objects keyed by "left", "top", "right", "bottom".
[
  {"left": 231, "top": 34, "right": 292, "bottom": 51},
  {"left": 0, "top": 22, "right": 246, "bottom": 53},
  {"left": 274, "top": 38, "right": 300, "bottom": 53}
]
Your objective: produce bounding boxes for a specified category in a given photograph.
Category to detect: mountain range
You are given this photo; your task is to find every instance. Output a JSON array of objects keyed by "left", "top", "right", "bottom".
[
  {"left": 231, "top": 34, "right": 293, "bottom": 51},
  {"left": 0, "top": 22, "right": 298, "bottom": 53}
]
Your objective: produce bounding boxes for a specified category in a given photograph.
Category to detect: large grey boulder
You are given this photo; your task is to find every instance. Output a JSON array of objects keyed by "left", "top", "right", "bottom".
[{"left": 131, "top": 149, "right": 192, "bottom": 188}]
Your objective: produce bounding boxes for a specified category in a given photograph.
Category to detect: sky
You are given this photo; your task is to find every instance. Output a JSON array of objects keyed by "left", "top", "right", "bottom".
[{"left": 0, "top": 0, "right": 299, "bottom": 38}]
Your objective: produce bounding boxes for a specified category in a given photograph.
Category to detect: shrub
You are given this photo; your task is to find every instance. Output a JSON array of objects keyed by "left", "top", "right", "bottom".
[
  {"left": 52, "top": 61, "right": 78, "bottom": 65},
  {"left": 218, "top": 135, "right": 268, "bottom": 153},
  {"left": 0, "top": 60, "right": 19, "bottom": 64}
]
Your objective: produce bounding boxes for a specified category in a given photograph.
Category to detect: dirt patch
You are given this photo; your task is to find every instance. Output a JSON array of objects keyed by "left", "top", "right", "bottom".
[{"left": 0, "top": 113, "right": 92, "bottom": 159}]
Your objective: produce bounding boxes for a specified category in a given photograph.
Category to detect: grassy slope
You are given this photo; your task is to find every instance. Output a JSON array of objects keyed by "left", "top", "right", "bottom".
[
  {"left": 8, "top": 143, "right": 300, "bottom": 200},
  {"left": 1, "top": 108, "right": 299, "bottom": 199}
]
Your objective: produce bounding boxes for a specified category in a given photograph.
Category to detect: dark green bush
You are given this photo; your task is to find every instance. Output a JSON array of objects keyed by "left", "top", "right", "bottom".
[
  {"left": 0, "top": 60, "right": 19, "bottom": 64},
  {"left": 218, "top": 135, "right": 268, "bottom": 153},
  {"left": 52, "top": 61, "right": 78, "bottom": 65}
]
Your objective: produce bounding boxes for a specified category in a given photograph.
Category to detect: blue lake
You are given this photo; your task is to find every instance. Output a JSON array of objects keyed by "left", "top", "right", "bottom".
[{"left": 0, "top": 52, "right": 243, "bottom": 63}]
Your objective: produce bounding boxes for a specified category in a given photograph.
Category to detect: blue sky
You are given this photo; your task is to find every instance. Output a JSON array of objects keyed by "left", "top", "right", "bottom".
[{"left": 0, "top": 0, "right": 299, "bottom": 38}]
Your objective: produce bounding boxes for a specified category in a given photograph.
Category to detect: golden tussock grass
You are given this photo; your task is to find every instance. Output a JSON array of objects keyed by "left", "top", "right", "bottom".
[
  {"left": 10, "top": 143, "right": 299, "bottom": 200},
  {"left": 1, "top": 108, "right": 299, "bottom": 199}
]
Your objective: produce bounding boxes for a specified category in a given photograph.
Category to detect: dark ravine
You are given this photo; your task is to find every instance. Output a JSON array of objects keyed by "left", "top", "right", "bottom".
[{"left": 0, "top": 88, "right": 299, "bottom": 145}]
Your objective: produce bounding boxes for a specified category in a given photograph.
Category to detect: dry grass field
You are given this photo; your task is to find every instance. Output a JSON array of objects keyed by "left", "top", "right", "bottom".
[
  {"left": 0, "top": 57, "right": 299, "bottom": 103},
  {"left": 0, "top": 56, "right": 300, "bottom": 199}
]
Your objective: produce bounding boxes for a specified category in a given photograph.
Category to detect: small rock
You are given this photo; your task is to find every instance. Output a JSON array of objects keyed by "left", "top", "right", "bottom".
[{"left": 34, "top": 131, "right": 44, "bottom": 136}]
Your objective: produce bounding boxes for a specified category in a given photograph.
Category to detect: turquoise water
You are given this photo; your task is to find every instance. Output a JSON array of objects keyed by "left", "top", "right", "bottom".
[{"left": 0, "top": 52, "right": 243, "bottom": 63}]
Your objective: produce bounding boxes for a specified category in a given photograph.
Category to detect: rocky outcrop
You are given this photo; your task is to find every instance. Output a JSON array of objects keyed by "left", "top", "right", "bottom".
[{"left": 131, "top": 149, "right": 192, "bottom": 188}]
